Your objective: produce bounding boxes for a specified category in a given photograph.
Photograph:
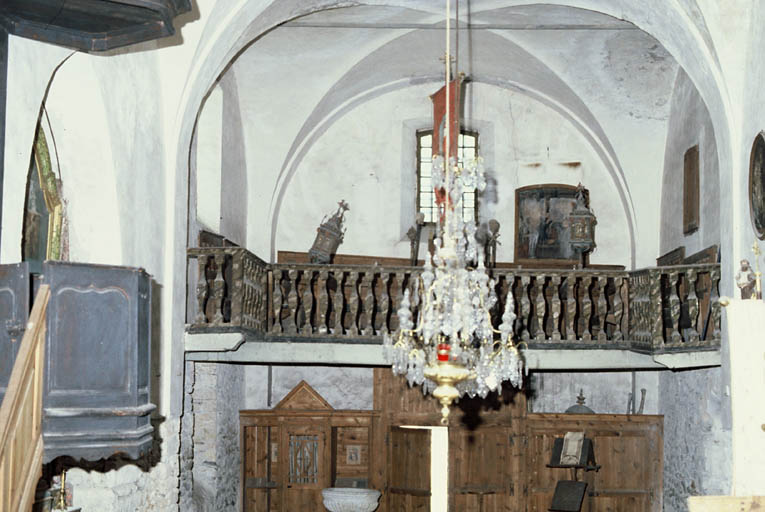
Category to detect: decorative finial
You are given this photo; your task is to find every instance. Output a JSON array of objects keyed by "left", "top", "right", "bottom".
[{"left": 576, "top": 389, "right": 586, "bottom": 406}]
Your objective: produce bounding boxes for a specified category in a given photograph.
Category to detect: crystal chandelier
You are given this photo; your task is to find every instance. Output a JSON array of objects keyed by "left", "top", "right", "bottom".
[{"left": 382, "top": 0, "right": 523, "bottom": 425}]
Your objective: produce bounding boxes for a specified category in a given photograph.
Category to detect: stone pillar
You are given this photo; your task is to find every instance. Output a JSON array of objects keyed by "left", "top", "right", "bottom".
[
  {"left": 724, "top": 299, "right": 765, "bottom": 495},
  {"left": 191, "top": 362, "right": 244, "bottom": 511}
]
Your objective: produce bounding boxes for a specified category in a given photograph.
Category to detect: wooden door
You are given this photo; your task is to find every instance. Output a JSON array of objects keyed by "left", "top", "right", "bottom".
[
  {"left": 388, "top": 427, "right": 431, "bottom": 511},
  {"left": 450, "top": 426, "right": 524, "bottom": 512},
  {"left": 281, "top": 423, "right": 330, "bottom": 511},
  {"left": 243, "top": 425, "right": 280, "bottom": 512}
]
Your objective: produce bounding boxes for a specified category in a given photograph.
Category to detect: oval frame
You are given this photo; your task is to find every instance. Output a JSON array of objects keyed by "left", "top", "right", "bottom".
[{"left": 749, "top": 132, "right": 765, "bottom": 239}]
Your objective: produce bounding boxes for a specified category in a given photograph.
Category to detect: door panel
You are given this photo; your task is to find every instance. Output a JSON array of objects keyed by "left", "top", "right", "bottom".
[
  {"left": 282, "top": 424, "right": 328, "bottom": 511},
  {"left": 450, "top": 426, "right": 520, "bottom": 512},
  {"left": 243, "top": 425, "right": 280, "bottom": 512},
  {"left": 389, "top": 427, "right": 430, "bottom": 511}
]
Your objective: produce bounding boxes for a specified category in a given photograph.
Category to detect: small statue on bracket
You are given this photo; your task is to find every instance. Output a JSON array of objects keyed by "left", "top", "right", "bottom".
[
  {"left": 736, "top": 259, "right": 756, "bottom": 300},
  {"left": 309, "top": 200, "right": 349, "bottom": 264}
]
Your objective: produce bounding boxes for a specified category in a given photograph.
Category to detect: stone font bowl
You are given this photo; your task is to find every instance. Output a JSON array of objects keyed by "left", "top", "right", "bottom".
[{"left": 321, "top": 487, "right": 381, "bottom": 512}]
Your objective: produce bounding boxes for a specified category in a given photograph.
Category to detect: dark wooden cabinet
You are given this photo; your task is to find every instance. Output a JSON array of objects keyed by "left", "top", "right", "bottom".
[
  {"left": 0, "top": 262, "right": 30, "bottom": 406},
  {"left": 0, "top": 261, "right": 155, "bottom": 463},
  {"left": 41, "top": 261, "right": 154, "bottom": 462}
]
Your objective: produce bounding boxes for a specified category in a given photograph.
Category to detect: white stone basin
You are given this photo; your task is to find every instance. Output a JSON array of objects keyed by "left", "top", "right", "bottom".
[{"left": 321, "top": 487, "right": 381, "bottom": 512}]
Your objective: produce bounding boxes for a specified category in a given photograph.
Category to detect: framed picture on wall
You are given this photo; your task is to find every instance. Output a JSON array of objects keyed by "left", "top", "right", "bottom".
[
  {"left": 514, "top": 184, "right": 579, "bottom": 265},
  {"left": 749, "top": 132, "right": 765, "bottom": 239}
]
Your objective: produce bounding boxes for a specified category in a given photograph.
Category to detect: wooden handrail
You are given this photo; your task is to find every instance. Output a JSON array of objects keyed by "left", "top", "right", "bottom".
[{"left": 0, "top": 285, "right": 50, "bottom": 512}]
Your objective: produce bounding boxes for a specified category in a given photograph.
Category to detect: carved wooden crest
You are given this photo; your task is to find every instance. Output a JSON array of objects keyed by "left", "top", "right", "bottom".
[{"left": 275, "top": 380, "right": 333, "bottom": 410}]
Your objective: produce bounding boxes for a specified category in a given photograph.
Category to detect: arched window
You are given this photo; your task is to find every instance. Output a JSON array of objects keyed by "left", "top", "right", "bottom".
[{"left": 416, "top": 129, "right": 478, "bottom": 224}]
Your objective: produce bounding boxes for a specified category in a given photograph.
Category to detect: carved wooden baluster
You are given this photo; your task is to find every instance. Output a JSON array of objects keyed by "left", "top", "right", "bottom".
[
  {"left": 612, "top": 277, "right": 625, "bottom": 341},
  {"left": 667, "top": 271, "right": 682, "bottom": 345},
  {"left": 597, "top": 275, "right": 608, "bottom": 342},
  {"left": 271, "top": 268, "right": 283, "bottom": 333},
  {"left": 508, "top": 275, "right": 519, "bottom": 337},
  {"left": 359, "top": 272, "right": 373, "bottom": 335},
  {"left": 564, "top": 274, "right": 577, "bottom": 342},
  {"left": 248, "top": 259, "right": 260, "bottom": 330},
  {"left": 686, "top": 269, "right": 700, "bottom": 343},
  {"left": 627, "top": 273, "right": 639, "bottom": 341},
  {"left": 389, "top": 273, "right": 401, "bottom": 333},
  {"left": 195, "top": 254, "right": 210, "bottom": 324},
  {"left": 303, "top": 270, "right": 316, "bottom": 334},
  {"left": 230, "top": 250, "right": 244, "bottom": 327},
  {"left": 346, "top": 271, "right": 361, "bottom": 336},
  {"left": 283, "top": 269, "right": 298, "bottom": 334},
  {"left": 519, "top": 275, "right": 531, "bottom": 342},
  {"left": 257, "top": 261, "right": 269, "bottom": 331},
  {"left": 649, "top": 269, "right": 664, "bottom": 349},
  {"left": 409, "top": 273, "right": 422, "bottom": 329},
  {"left": 332, "top": 271, "right": 344, "bottom": 335},
  {"left": 711, "top": 266, "right": 722, "bottom": 341},
  {"left": 316, "top": 269, "right": 330, "bottom": 334},
  {"left": 241, "top": 255, "right": 253, "bottom": 328},
  {"left": 550, "top": 274, "right": 562, "bottom": 341},
  {"left": 378, "top": 272, "right": 391, "bottom": 335},
  {"left": 637, "top": 272, "right": 651, "bottom": 345},
  {"left": 211, "top": 252, "right": 226, "bottom": 325},
  {"left": 534, "top": 277, "right": 546, "bottom": 342},
  {"left": 580, "top": 277, "right": 592, "bottom": 341}
]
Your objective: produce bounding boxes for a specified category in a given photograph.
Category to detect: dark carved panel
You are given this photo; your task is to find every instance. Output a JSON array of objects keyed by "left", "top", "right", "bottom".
[
  {"left": 0, "top": 0, "right": 191, "bottom": 52},
  {"left": 42, "top": 261, "right": 154, "bottom": 462},
  {"left": 0, "top": 262, "right": 30, "bottom": 405}
]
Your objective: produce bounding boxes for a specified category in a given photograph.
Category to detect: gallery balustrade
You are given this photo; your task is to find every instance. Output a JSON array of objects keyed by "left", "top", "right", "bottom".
[{"left": 187, "top": 247, "right": 721, "bottom": 353}]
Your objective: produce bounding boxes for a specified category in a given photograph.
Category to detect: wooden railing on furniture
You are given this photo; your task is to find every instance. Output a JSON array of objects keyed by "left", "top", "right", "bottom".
[
  {"left": 0, "top": 285, "right": 50, "bottom": 512},
  {"left": 188, "top": 248, "right": 721, "bottom": 352}
]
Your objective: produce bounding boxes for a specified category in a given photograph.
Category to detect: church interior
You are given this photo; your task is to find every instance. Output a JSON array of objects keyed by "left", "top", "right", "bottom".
[{"left": 1, "top": 1, "right": 764, "bottom": 511}]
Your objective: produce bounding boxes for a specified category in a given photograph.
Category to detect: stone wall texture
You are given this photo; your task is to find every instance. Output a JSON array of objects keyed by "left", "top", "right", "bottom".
[
  {"left": 66, "top": 418, "right": 181, "bottom": 512},
  {"left": 190, "top": 362, "right": 245, "bottom": 512},
  {"left": 529, "top": 371, "right": 659, "bottom": 414},
  {"left": 660, "top": 367, "right": 731, "bottom": 511}
]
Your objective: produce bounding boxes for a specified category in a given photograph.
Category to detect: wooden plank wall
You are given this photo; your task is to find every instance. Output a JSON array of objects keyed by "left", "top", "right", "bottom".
[
  {"left": 526, "top": 414, "right": 663, "bottom": 512},
  {"left": 374, "top": 369, "right": 663, "bottom": 512}
]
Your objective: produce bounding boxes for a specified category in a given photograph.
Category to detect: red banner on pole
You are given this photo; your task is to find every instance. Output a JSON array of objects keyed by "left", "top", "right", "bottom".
[{"left": 430, "top": 77, "right": 461, "bottom": 160}]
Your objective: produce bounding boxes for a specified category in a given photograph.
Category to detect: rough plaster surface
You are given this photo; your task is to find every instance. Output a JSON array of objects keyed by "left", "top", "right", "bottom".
[
  {"left": 529, "top": 371, "right": 659, "bottom": 415},
  {"left": 275, "top": 83, "right": 631, "bottom": 266},
  {"left": 244, "top": 365, "right": 374, "bottom": 410},
  {"left": 191, "top": 362, "right": 245, "bottom": 512},
  {"left": 660, "top": 367, "right": 731, "bottom": 510},
  {"left": 660, "top": 68, "right": 720, "bottom": 257},
  {"left": 66, "top": 419, "right": 181, "bottom": 512}
]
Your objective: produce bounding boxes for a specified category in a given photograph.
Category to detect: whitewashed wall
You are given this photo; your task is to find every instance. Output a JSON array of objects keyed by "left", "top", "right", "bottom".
[
  {"left": 660, "top": 68, "right": 720, "bottom": 257},
  {"left": 274, "top": 82, "right": 632, "bottom": 266}
]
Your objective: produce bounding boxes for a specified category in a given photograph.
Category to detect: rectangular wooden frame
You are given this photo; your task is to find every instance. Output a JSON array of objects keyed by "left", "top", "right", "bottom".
[{"left": 514, "top": 183, "right": 580, "bottom": 267}]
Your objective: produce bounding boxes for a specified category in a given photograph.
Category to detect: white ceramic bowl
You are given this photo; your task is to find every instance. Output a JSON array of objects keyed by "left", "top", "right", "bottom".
[{"left": 321, "top": 487, "right": 381, "bottom": 512}]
